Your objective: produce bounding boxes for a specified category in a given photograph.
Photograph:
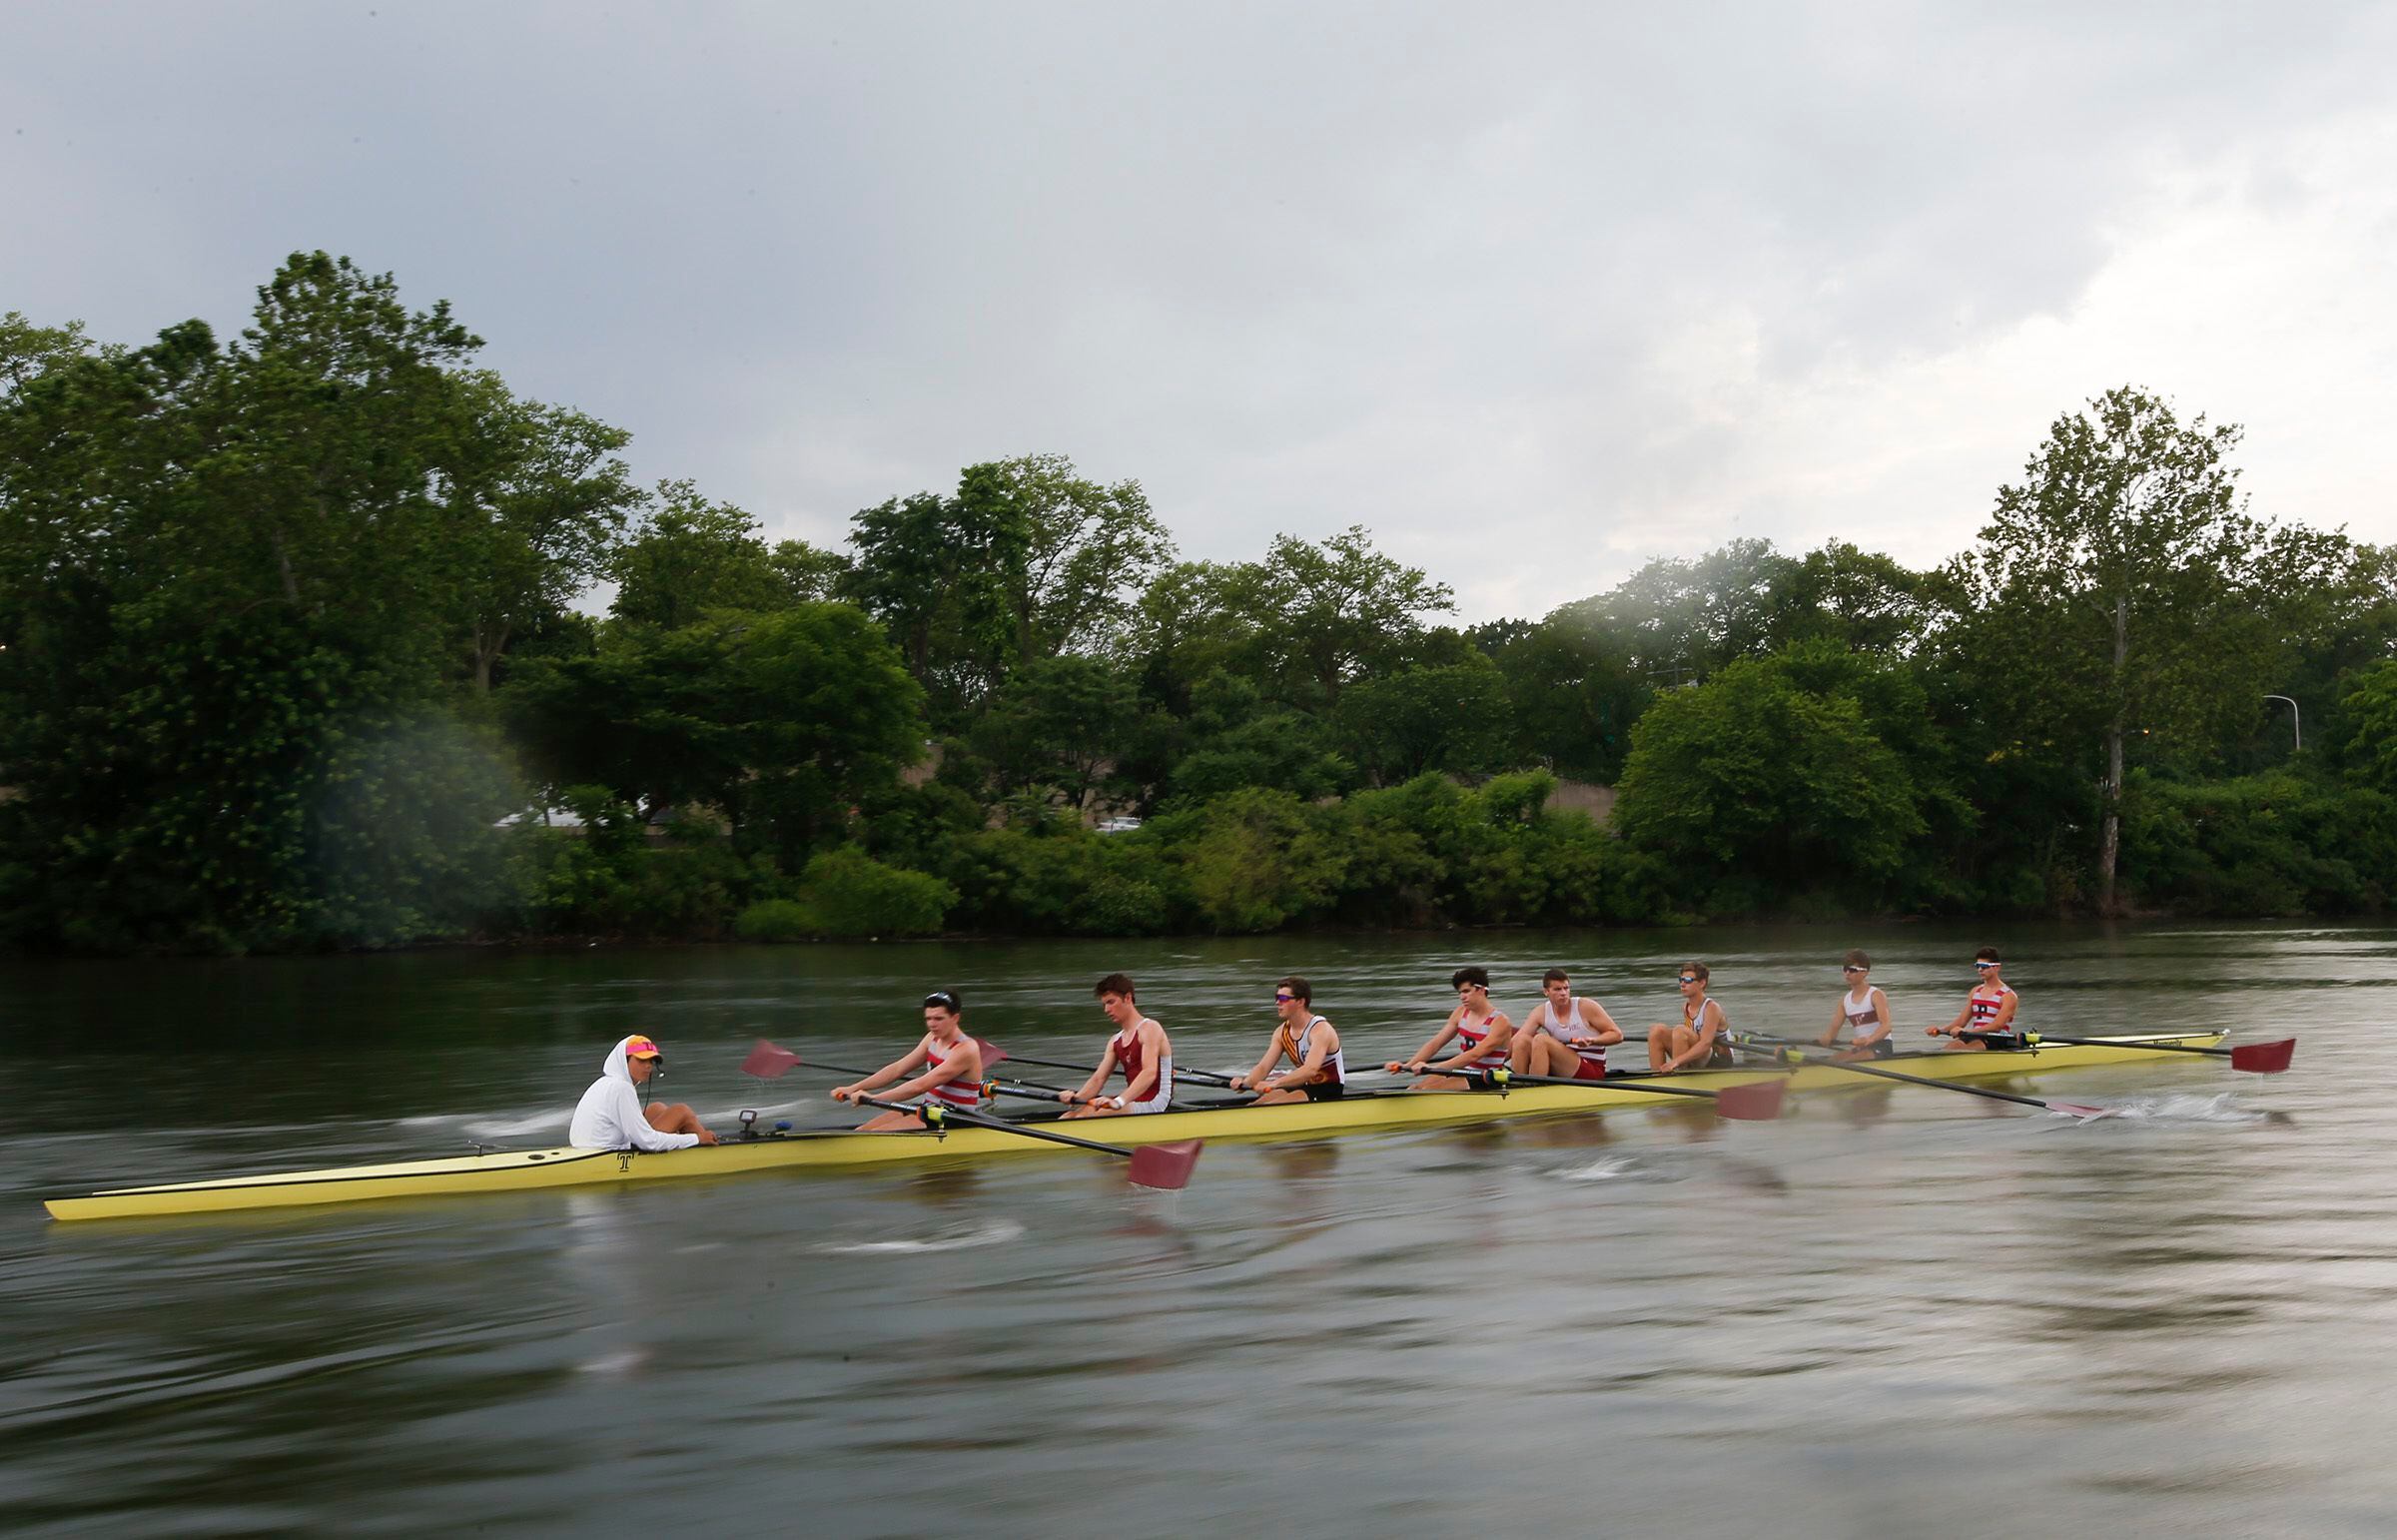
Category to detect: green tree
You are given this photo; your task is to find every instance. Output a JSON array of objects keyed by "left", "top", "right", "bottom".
[
  {"left": 1613, "top": 652, "right": 1928, "bottom": 910},
  {"left": 503, "top": 604, "right": 925, "bottom": 866},
  {"left": 0, "top": 254, "right": 522, "bottom": 950},
  {"left": 450, "top": 375, "right": 641, "bottom": 692},
  {"left": 1336, "top": 658, "right": 1515, "bottom": 785},
  {"left": 963, "top": 654, "right": 1146, "bottom": 811},
  {"left": 610, "top": 480, "right": 786, "bottom": 629},
  {"left": 1949, "top": 385, "right": 2339, "bottom": 913}
]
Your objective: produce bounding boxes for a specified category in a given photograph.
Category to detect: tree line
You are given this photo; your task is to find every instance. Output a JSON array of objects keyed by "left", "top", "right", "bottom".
[{"left": 4, "top": 254, "right": 2394, "bottom": 953}]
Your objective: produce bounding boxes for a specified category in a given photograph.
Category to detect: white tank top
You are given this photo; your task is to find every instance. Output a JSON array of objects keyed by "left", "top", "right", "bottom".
[
  {"left": 1289, "top": 1015, "right": 1344, "bottom": 1085},
  {"left": 1538, "top": 997, "right": 1607, "bottom": 1068},
  {"left": 1842, "top": 988, "right": 1880, "bottom": 1036}
]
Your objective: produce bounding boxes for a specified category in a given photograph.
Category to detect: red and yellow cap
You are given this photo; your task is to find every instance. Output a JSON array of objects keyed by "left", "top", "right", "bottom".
[{"left": 624, "top": 1035, "right": 664, "bottom": 1061}]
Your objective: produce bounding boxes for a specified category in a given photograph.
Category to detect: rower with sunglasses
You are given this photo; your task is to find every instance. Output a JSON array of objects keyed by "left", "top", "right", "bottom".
[
  {"left": 1818, "top": 950, "right": 1895, "bottom": 1060},
  {"left": 1645, "top": 962, "right": 1735, "bottom": 1073},
  {"left": 1929, "top": 948, "right": 2020, "bottom": 1051},
  {"left": 1229, "top": 976, "right": 1345, "bottom": 1104},
  {"left": 829, "top": 990, "right": 988, "bottom": 1130}
]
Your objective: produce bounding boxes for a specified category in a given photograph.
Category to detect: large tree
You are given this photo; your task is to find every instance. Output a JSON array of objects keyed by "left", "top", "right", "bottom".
[
  {"left": 1950, "top": 385, "right": 2339, "bottom": 913},
  {"left": 450, "top": 374, "right": 641, "bottom": 692},
  {"left": 0, "top": 255, "right": 523, "bottom": 950}
]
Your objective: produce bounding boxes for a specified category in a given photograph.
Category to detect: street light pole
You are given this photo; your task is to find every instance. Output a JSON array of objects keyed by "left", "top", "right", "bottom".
[{"left": 2264, "top": 694, "right": 2301, "bottom": 752}]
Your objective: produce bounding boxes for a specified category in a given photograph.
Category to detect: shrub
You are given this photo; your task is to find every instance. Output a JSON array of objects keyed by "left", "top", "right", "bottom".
[
  {"left": 795, "top": 847, "right": 956, "bottom": 938},
  {"left": 734, "top": 898, "right": 817, "bottom": 942}
]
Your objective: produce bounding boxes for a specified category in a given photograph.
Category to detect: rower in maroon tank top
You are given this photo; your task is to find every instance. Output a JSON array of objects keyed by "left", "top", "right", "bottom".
[{"left": 1060, "top": 973, "right": 1177, "bottom": 1118}]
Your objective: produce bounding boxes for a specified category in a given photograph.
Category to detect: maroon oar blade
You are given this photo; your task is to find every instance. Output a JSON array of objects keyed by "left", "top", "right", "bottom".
[
  {"left": 1127, "top": 1139, "right": 1203, "bottom": 1190},
  {"left": 2229, "top": 1038, "right": 2296, "bottom": 1074},
  {"left": 741, "top": 1040, "right": 802, "bottom": 1079},
  {"left": 1714, "top": 1081, "right": 1785, "bottom": 1121},
  {"left": 974, "top": 1037, "right": 1010, "bottom": 1072},
  {"left": 2051, "top": 1102, "right": 2118, "bottom": 1121}
]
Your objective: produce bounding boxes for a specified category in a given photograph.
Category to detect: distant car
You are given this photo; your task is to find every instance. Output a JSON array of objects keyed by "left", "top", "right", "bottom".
[{"left": 1096, "top": 816, "right": 1143, "bottom": 834}]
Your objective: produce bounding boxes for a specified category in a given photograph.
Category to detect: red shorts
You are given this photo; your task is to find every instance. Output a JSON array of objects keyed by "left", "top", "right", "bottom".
[{"left": 1572, "top": 1057, "right": 1608, "bottom": 1082}]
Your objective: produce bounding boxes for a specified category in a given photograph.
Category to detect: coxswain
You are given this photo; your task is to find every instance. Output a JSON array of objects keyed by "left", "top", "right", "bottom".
[
  {"left": 1511, "top": 967, "right": 1623, "bottom": 1080},
  {"left": 829, "top": 991, "right": 988, "bottom": 1130},
  {"left": 1385, "top": 967, "right": 1516, "bottom": 1091},
  {"left": 1645, "top": 962, "right": 1734, "bottom": 1072},
  {"left": 1818, "top": 949, "right": 1896, "bottom": 1060},
  {"left": 1059, "top": 973, "right": 1176, "bottom": 1118},
  {"left": 568, "top": 1034, "right": 720, "bottom": 1150},
  {"left": 1229, "top": 975, "right": 1346, "bottom": 1104},
  {"left": 1929, "top": 948, "right": 2020, "bottom": 1051}
]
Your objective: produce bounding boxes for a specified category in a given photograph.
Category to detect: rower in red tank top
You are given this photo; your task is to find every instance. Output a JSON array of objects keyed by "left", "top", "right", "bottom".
[
  {"left": 1931, "top": 948, "right": 2019, "bottom": 1051},
  {"left": 1385, "top": 966, "right": 1518, "bottom": 1091},
  {"left": 830, "top": 990, "right": 988, "bottom": 1131},
  {"left": 1061, "top": 972, "right": 1177, "bottom": 1118}
]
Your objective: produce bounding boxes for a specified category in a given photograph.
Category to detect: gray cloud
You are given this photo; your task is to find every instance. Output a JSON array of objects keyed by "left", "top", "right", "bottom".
[{"left": 7, "top": 2, "right": 2393, "bottom": 622}]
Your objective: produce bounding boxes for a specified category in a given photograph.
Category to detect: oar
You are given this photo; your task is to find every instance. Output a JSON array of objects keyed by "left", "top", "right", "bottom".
[
  {"left": 743, "top": 1041, "right": 1202, "bottom": 1188},
  {"left": 1730, "top": 1035, "right": 2117, "bottom": 1121},
  {"left": 974, "top": 1040, "right": 1240, "bottom": 1089},
  {"left": 741, "top": 1041, "right": 1204, "bottom": 1112},
  {"left": 1979, "top": 1031, "right": 2295, "bottom": 1074},
  {"left": 1416, "top": 1067, "right": 1786, "bottom": 1121}
]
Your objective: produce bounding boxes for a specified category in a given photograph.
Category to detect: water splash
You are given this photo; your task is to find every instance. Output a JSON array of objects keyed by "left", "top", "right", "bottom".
[
  {"left": 2100, "top": 1092, "right": 2263, "bottom": 1124},
  {"left": 817, "top": 1218, "right": 1028, "bottom": 1254},
  {"left": 1559, "top": 1155, "right": 1677, "bottom": 1183}
]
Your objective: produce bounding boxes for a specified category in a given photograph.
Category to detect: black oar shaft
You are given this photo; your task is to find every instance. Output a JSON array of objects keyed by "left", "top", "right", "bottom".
[
  {"left": 1983, "top": 1032, "right": 2224, "bottom": 1058},
  {"left": 990, "top": 1048, "right": 1235, "bottom": 1088},
  {"left": 1448, "top": 1068, "right": 1726, "bottom": 1102},
  {"left": 849, "top": 1093, "right": 1140, "bottom": 1158},
  {"left": 1736, "top": 1034, "right": 2096, "bottom": 1113}
]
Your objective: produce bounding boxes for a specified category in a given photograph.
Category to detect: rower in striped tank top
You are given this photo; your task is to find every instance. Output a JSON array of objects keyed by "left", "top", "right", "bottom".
[
  {"left": 1818, "top": 950, "right": 1894, "bottom": 1060},
  {"left": 1386, "top": 966, "right": 1519, "bottom": 1092},
  {"left": 831, "top": 990, "right": 989, "bottom": 1132},
  {"left": 1647, "top": 962, "right": 1734, "bottom": 1072},
  {"left": 1512, "top": 967, "right": 1624, "bottom": 1081},
  {"left": 1232, "top": 975, "right": 1347, "bottom": 1105},
  {"left": 1061, "top": 973, "right": 1177, "bottom": 1118},
  {"left": 1932, "top": 949, "right": 2020, "bottom": 1051}
]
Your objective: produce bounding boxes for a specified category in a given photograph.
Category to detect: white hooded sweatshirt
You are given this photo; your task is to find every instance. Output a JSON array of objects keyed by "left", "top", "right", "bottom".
[{"left": 568, "top": 1036, "right": 701, "bottom": 1152}]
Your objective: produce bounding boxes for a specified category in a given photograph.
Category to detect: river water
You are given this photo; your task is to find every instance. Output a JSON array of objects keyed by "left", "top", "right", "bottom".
[{"left": 4, "top": 921, "right": 2394, "bottom": 1537}]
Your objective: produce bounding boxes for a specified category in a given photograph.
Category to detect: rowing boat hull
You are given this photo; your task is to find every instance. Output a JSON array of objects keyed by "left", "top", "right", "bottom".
[{"left": 43, "top": 1033, "right": 2224, "bottom": 1220}]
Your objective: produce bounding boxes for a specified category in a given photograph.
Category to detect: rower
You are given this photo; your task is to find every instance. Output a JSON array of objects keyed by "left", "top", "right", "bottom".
[
  {"left": 1060, "top": 973, "right": 1175, "bottom": 1119},
  {"left": 1929, "top": 948, "right": 2019, "bottom": 1051},
  {"left": 1818, "top": 949, "right": 1895, "bottom": 1060},
  {"left": 1385, "top": 967, "right": 1516, "bottom": 1090},
  {"left": 1229, "top": 975, "right": 1345, "bottom": 1104},
  {"left": 1645, "top": 962, "right": 1733, "bottom": 1072},
  {"left": 829, "top": 991, "right": 988, "bottom": 1130},
  {"left": 568, "top": 1034, "right": 720, "bottom": 1150},
  {"left": 1511, "top": 967, "right": 1623, "bottom": 1081}
]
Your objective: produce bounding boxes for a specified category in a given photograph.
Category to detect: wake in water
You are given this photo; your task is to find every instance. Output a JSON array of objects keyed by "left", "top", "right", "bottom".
[
  {"left": 398, "top": 1097, "right": 818, "bottom": 1142},
  {"left": 816, "top": 1218, "right": 1028, "bottom": 1254},
  {"left": 2098, "top": 1091, "right": 2262, "bottom": 1124},
  {"left": 1557, "top": 1155, "right": 1694, "bottom": 1184}
]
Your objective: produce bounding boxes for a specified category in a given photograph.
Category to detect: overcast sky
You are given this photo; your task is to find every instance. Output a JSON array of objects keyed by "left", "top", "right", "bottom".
[{"left": 7, "top": 2, "right": 2393, "bottom": 622}]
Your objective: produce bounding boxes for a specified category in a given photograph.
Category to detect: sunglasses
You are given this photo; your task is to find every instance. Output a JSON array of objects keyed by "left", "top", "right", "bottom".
[
  {"left": 924, "top": 991, "right": 959, "bottom": 1009},
  {"left": 1678, "top": 976, "right": 1699, "bottom": 985},
  {"left": 1841, "top": 965, "right": 1867, "bottom": 974},
  {"left": 1273, "top": 993, "right": 1296, "bottom": 1004},
  {"left": 1973, "top": 962, "right": 1998, "bottom": 971}
]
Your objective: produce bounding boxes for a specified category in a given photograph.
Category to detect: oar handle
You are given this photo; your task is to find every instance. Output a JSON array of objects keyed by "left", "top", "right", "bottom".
[
  {"left": 986, "top": 1048, "right": 1234, "bottom": 1089},
  {"left": 1463, "top": 1067, "right": 1727, "bottom": 1102},
  {"left": 848, "top": 1092, "right": 1141, "bottom": 1159}
]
